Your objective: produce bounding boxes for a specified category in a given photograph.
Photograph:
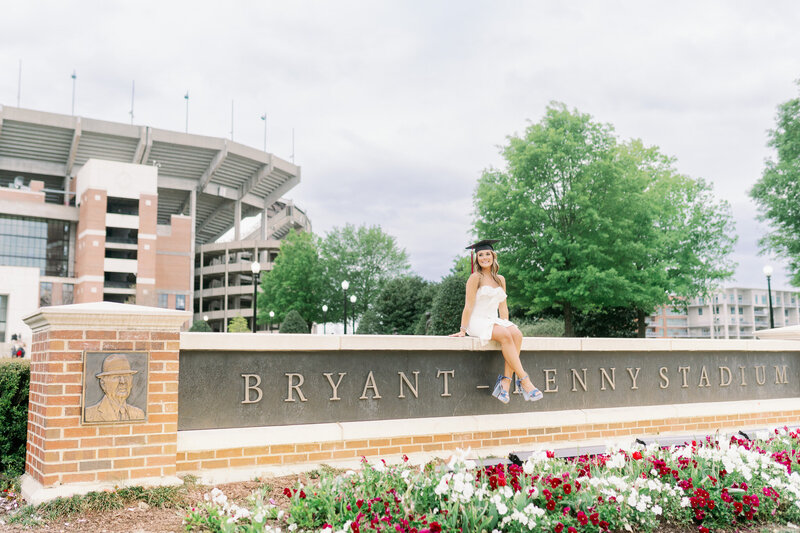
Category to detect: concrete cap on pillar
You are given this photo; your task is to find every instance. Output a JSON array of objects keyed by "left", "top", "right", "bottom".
[{"left": 24, "top": 302, "right": 191, "bottom": 332}]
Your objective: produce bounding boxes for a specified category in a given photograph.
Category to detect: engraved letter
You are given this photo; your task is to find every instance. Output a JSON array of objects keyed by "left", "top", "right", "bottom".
[
  {"left": 678, "top": 366, "right": 691, "bottom": 388},
  {"left": 626, "top": 367, "right": 641, "bottom": 390},
  {"left": 543, "top": 369, "right": 558, "bottom": 393},
  {"left": 360, "top": 371, "right": 382, "bottom": 400},
  {"left": 600, "top": 368, "right": 616, "bottom": 391},
  {"left": 659, "top": 367, "right": 669, "bottom": 389},
  {"left": 571, "top": 369, "right": 587, "bottom": 392},
  {"left": 437, "top": 370, "right": 455, "bottom": 397},
  {"left": 698, "top": 366, "right": 710, "bottom": 388},
  {"left": 738, "top": 365, "right": 747, "bottom": 386},
  {"left": 719, "top": 366, "right": 732, "bottom": 387},
  {"left": 775, "top": 365, "right": 789, "bottom": 385},
  {"left": 398, "top": 371, "right": 420, "bottom": 399},
  {"left": 323, "top": 372, "right": 347, "bottom": 401},
  {"left": 754, "top": 365, "right": 766, "bottom": 386},
  {"left": 241, "top": 374, "right": 263, "bottom": 404},
  {"left": 285, "top": 373, "right": 308, "bottom": 403}
]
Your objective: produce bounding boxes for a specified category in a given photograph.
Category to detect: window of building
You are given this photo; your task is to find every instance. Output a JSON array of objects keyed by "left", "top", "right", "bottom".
[
  {"left": 698, "top": 297, "right": 705, "bottom": 305},
  {"left": 158, "top": 294, "right": 168, "bottom": 308},
  {"left": 176, "top": 294, "right": 186, "bottom": 311},
  {"left": 762, "top": 295, "right": 767, "bottom": 304},
  {"left": 106, "top": 197, "right": 139, "bottom": 216},
  {"left": 786, "top": 309, "right": 790, "bottom": 317},
  {"left": 729, "top": 294, "right": 734, "bottom": 303},
  {"left": 0, "top": 216, "right": 73, "bottom": 276},
  {"left": 698, "top": 308, "right": 703, "bottom": 315},
  {"left": 62, "top": 284, "right": 74, "bottom": 305},
  {"left": 0, "top": 294, "right": 6, "bottom": 342},
  {"left": 40, "top": 282, "right": 52, "bottom": 307},
  {"left": 739, "top": 307, "right": 743, "bottom": 315},
  {"left": 777, "top": 295, "right": 781, "bottom": 304},
  {"left": 738, "top": 295, "right": 743, "bottom": 303}
]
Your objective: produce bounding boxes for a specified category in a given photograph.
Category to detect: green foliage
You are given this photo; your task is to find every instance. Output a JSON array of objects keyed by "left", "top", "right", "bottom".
[
  {"left": 356, "top": 309, "right": 382, "bottom": 334},
  {"left": 573, "top": 307, "right": 637, "bottom": 338},
  {"left": 0, "top": 359, "right": 30, "bottom": 476},
  {"left": 189, "top": 319, "right": 212, "bottom": 332},
  {"left": 9, "top": 484, "right": 184, "bottom": 526},
  {"left": 450, "top": 255, "right": 472, "bottom": 280},
  {"left": 279, "top": 309, "right": 309, "bottom": 333},
  {"left": 474, "top": 103, "right": 736, "bottom": 336},
  {"left": 428, "top": 275, "right": 466, "bottom": 335},
  {"left": 374, "top": 275, "right": 433, "bottom": 335},
  {"left": 412, "top": 312, "right": 431, "bottom": 335},
  {"left": 258, "top": 230, "right": 324, "bottom": 325},
  {"left": 319, "top": 223, "right": 411, "bottom": 323},
  {"left": 751, "top": 82, "right": 800, "bottom": 286},
  {"left": 227, "top": 315, "right": 250, "bottom": 333},
  {"left": 518, "top": 318, "right": 565, "bottom": 337}
]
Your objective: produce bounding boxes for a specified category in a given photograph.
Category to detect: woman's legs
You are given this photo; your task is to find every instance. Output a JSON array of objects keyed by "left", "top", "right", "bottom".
[{"left": 492, "top": 324, "right": 537, "bottom": 394}]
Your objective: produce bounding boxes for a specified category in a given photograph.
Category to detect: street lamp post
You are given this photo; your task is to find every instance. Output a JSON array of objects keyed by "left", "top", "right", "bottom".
[
  {"left": 269, "top": 310, "right": 275, "bottom": 333},
  {"left": 350, "top": 295, "right": 357, "bottom": 333},
  {"left": 322, "top": 305, "right": 328, "bottom": 334},
  {"left": 763, "top": 265, "right": 775, "bottom": 329},
  {"left": 250, "top": 261, "right": 261, "bottom": 333},
  {"left": 341, "top": 280, "right": 350, "bottom": 334}
]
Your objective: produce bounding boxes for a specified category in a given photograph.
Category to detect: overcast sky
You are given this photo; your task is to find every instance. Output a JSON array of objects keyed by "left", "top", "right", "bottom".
[{"left": 2, "top": 1, "right": 799, "bottom": 290}]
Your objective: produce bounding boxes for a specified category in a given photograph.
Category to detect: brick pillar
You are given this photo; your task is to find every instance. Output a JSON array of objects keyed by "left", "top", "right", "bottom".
[{"left": 21, "top": 302, "right": 189, "bottom": 505}]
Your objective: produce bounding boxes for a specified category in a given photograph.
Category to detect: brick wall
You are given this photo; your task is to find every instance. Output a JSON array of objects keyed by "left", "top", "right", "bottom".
[{"left": 23, "top": 303, "right": 188, "bottom": 499}]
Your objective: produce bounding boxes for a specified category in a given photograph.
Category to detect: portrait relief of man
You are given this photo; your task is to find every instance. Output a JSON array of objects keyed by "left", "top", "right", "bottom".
[{"left": 84, "top": 353, "right": 146, "bottom": 423}]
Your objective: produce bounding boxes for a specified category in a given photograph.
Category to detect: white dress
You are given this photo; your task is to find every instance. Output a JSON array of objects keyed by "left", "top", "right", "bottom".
[{"left": 467, "top": 285, "right": 515, "bottom": 346}]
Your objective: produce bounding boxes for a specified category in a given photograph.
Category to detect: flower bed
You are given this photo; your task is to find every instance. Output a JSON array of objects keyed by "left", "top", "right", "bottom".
[{"left": 185, "top": 427, "right": 800, "bottom": 532}]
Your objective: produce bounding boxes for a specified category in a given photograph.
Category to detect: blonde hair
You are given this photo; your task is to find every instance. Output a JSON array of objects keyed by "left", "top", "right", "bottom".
[{"left": 478, "top": 250, "right": 503, "bottom": 287}]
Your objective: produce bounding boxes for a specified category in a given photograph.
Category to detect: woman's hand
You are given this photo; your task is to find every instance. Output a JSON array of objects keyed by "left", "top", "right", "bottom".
[{"left": 449, "top": 331, "right": 466, "bottom": 337}]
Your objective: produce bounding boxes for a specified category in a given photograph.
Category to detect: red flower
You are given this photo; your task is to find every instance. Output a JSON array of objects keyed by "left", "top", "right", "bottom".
[
  {"left": 577, "top": 511, "right": 588, "bottom": 525},
  {"left": 563, "top": 483, "right": 572, "bottom": 494},
  {"left": 733, "top": 501, "right": 743, "bottom": 514},
  {"left": 546, "top": 500, "right": 556, "bottom": 511},
  {"left": 283, "top": 487, "right": 292, "bottom": 498},
  {"left": 550, "top": 477, "right": 562, "bottom": 488},
  {"left": 632, "top": 451, "right": 642, "bottom": 460},
  {"left": 429, "top": 522, "right": 442, "bottom": 533},
  {"left": 699, "top": 528, "right": 710, "bottom": 533},
  {"left": 568, "top": 528, "right": 577, "bottom": 533},
  {"left": 554, "top": 523, "right": 564, "bottom": 533},
  {"left": 590, "top": 512, "right": 600, "bottom": 525}
]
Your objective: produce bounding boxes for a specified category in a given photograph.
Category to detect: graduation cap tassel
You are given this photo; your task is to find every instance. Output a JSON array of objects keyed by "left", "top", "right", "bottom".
[{"left": 470, "top": 251, "right": 474, "bottom": 274}]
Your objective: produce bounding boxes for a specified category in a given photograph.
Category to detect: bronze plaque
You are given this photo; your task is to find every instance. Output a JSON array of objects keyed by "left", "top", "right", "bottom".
[{"left": 82, "top": 351, "right": 148, "bottom": 425}]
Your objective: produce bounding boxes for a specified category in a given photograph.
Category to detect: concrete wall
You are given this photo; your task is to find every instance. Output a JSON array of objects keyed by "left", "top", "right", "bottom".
[
  {"left": 75, "top": 159, "right": 157, "bottom": 203},
  {"left": 0, "top": 266, "right": 39, "bottom": 353}
]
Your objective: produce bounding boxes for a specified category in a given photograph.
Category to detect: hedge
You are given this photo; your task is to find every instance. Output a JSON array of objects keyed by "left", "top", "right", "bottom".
[{"left": 0, "top": 359, "right": 30, "bottom": 477}]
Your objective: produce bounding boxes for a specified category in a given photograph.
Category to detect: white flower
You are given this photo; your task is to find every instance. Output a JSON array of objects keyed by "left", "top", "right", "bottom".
[
  {"left": 288, "top": 524, "right": 297, "bottom": 532},
  {"left": 652, "top": 505, "right": 662, "bottom": 516},
  {"left": 680, "top": 497, "right": 690, "bottom": 508}
]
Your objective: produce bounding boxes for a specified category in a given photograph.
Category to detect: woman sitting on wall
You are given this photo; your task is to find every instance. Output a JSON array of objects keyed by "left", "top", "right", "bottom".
[{"left": 450, "top": 240, "right": 543, "bottom": 404}]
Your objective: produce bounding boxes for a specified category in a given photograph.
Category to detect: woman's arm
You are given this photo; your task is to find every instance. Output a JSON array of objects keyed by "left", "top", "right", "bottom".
[
  {"left": 498, "top": 275, "right": 510, "bottom": 320},
  {"left": 451, "top": 274, "right": 479, "bottom": 336}
]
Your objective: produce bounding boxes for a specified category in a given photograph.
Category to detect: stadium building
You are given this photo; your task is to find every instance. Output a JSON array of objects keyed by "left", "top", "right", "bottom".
[{"left": 0, "top": 105, "right": 309, "bottom": 352}]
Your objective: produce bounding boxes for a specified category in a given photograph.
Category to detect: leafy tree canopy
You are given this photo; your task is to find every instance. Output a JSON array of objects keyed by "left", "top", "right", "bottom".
[
  {"left": 751, "top": 83, "right": 800, "bottom": 286},
  {"left": 375, "top": 275, "right": 434, "bottom": 335},
  {"left": 258, "top": 230, "right": 323, "bottom": 325},
  {"left": 429, "top": 275, "right": 466, "bottom": 336},
  {"left": 474, "top": 103, "right": 736, "bottom": 336},
  {"left": 319, "top": 223, "right": 410, "bottom": 322},
  {"left": 189, "top": 320, "right": 212, "bottom": 332}
]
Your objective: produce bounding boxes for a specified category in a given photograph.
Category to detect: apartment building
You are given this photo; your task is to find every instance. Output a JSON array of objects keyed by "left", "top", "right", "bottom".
[{"left": 647, "top": 287, "right": 800, "bottom": 339}]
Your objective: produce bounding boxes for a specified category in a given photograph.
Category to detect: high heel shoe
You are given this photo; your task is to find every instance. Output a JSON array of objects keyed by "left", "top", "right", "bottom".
[
  {"left": 492, "top": 375, "right": 511, "bottom": 404},
  {"left": 516, "top": 375, "right": 543, "bottom": 402}
]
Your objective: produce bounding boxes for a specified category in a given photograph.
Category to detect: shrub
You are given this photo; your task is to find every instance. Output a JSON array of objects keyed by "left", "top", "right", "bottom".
[
  {"left": 428, "top": 275, "right": 465, "bottom": 336},
  {"left": 356, "top": 309, "right": 382, "bottom": 334},
  {"left": 228, "top": 316, "right": 250, "bottom": 332},
  {"left": 280, "top": 310, "right": 309, "bottom": 333},
  {"left": 518, "top": 317, "right": 565, "bottom": 337},
  {"left": 189, "top": 320, "right": 212, "bottom": 332},
  {"left": 412, "top": 312, "right": 430, "bottom": 335},
  {"left": 0, "top": 359, "right": 30, "bottom": 476}
]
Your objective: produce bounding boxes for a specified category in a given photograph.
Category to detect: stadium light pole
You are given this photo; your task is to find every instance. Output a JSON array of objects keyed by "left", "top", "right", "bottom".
[
  {"left": 763, "top": 265, "right": 774, "bottom": 329},
  {"left": 269, "top": 310, "right": 275, "bottom": 332},
  {"left": 341, "top": 280, "right": 349, "bottom": 334},
  {"left": 71, "top": 70, "right": 76, "bottom": 115},
  {"left": 322, "top": 304, "right": 328, "bottom": 334},
  {"left": 251, "top": 261, "right": 261, "bottom": 333},
  {"left": 184, "top": 91, "right": 189, "bottom": 133},
  {"left": 260, "top": 113, "right": 267, "bottom": 152}
]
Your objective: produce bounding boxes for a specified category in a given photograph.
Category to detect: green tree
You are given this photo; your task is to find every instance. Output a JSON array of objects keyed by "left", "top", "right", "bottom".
[
  {"left": 228, "top": 315, "right": 250, "bottom": 332},
  {"left": 429, "top": 275, "right": 466, "bottom": 335},
  {"left": 475, "top": 104, "right": 736, "bottom": 336},
  {"left": 189, "top": 320, "right": 212, "bottom": 332},
  {"left": 450, "top": 255, "right": 472, "bottom": 280},
  {"left": 356, "top": 309, "right": 383, "bottom": 334},
  {"left": 374, "top": 275, "right": 433, "bottom": 335},
  {"left": 258, "top": 230, "right": 323, "bottom": 325},
  {"left": 573, "top": 307, "right": 637, "bottom": 338},
  {"left": 279, "top": 310, "right": 309, "bottom": 333},
  {"left": 319, "top": 223, "right": 410, "bottom": 322},
  {"left": 751, "top": 83, "right": 800, "bottom": 286},
  {"left": 474, "top": 104, "right": 633, "bottom": 336}
]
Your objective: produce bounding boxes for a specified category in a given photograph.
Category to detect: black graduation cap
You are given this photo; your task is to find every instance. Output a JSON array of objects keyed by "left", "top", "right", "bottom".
[{"left": 466, "top": 239, "right": 499, "bottom": 273}]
